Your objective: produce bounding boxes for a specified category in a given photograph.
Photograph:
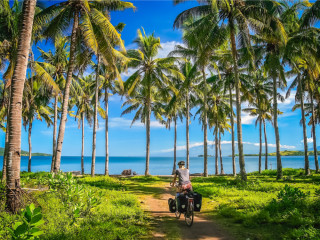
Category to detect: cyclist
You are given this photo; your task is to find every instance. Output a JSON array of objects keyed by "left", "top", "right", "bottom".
[{"left": 171, "top": 161, "right": 192, "bottom": 193}]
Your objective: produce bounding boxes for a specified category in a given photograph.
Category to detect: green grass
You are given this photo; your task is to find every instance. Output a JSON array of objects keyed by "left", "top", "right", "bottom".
[{"left": 0, "top": 172, "right": 150, "bottom": 240}]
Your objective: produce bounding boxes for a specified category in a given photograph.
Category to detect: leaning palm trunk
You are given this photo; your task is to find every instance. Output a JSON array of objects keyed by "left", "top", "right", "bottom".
[
  {"left": 230, "top": 25, "right": 246, "bottom": 181},
  {"left": 272, "top": 75, "right": 282, "bottom": 179},
  {"left": 259, "top": 118, "right": 262, "bottom": 174},
  {"left": 219, "top": 130, "right": 224, "bottom": 175},
  {"left": 310, "top": 91, "right": 319, "bottom": 173},
  {"left": 299, "top": 76, "right": 310, "bottom": 175},
  {"left": 104, "top": 87, "right": 109, "bottom": 176},
  {"left": 145, "top": 84, "right": 151, "bottom": 176},
  {"left": 54, "top": 11, "right": 79, "bottom": 172},
  {"left": 172, "top": 116, "right": 177, "bottom": 175},
  {"left": 81, "top": 112, "right": 85, "bottom": 175},
  {"left": 51, "top": 95, "right": 58, "bottom": 173},
  {"left": 263, "top": 119, "right": 268, "bottom": 170},
  {"left": 6, "top": 0, "right": 36, "bottom": 213},
  {"left": 229, "top": 86, "right": 236, "bottom": 176},
  {"left": 28, "top": 122, "right": 32, "bottom": 172},
  {"left": 215, "top": 129, "right": 218, "bottom": 175},
  {"left": 202, "top": 68, "right": 208, "bottom": 177},
  {"left": 91, "top": 56, "right": 100, "bottom": 177},
  {"left": 2, "top": 93, "right": 10, "bottom": 182},
  {"left": 186, "top": 92, "right": 190, "bottom": 169}
]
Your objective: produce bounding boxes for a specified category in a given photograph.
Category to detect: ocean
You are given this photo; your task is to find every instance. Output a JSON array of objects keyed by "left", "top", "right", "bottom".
[{"left": 0, "top": 155, "right": 317, "bottom": 175}]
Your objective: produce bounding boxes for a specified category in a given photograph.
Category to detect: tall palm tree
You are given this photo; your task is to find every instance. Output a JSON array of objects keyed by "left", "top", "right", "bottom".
[
  {"left": 73, "top": 75, "right": 94, "bottom": 175},
  {"left": 174, "top": 0, "right": 275, "bottom": 181},
  {"left": 171, "top": 15, "right": 227, "bottom": 177},
  {"left": 123, "top": 29, "right": 182, "bottom": 175},
  {"left": 6, "top": 0, "right": 37, "bottom": 213},
  {"left": 22, "top": 76, "right": 53, "bottom": 172},
  {"left": 35, "top": 36, "right": 69, "bottom": 172},
  {"left": 35, "top": 0, "right": 134, "bottom": 173},
  {"left": 174, "top": 59, "right": 201, "bottom": 169}
]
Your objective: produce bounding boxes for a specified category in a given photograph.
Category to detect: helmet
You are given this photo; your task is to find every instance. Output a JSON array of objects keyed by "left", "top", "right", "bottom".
[{"left": 178, "top": 161, "right": 185, "bottom": 166}]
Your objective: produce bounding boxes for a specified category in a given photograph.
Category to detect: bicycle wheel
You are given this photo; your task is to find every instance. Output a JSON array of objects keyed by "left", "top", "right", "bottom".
[
  {"left": 185, "top": 202, "right": 194, "bottom": 227},
  {"left": 175, "top": 210, "right": 181, "bottom": 219}
]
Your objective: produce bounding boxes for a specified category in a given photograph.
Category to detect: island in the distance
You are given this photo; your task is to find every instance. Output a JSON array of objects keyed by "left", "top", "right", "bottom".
[
  {"left": 0, "top": 147, "right": 51, "bottom": 157},
  {"left": 230, "top": 150, "right": 320, "bottom": 157}
]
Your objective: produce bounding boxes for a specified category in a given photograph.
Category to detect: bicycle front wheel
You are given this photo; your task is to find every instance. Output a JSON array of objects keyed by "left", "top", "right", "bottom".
[
  {"left": 175, "top": 211, "right": 181, "bottom": 219},
  {"left": 185, "top": 202, "right": 194, "bottom": 227}
]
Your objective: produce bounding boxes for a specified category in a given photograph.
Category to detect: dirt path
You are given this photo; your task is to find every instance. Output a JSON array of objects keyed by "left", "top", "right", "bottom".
[{"left": 141, "top": 184, "right": 234, "bottom": 240}]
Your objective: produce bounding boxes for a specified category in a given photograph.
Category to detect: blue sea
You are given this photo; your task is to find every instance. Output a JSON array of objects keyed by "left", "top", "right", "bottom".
[{"left": 0, "top": 156, "right": 317, "bottom": 175}]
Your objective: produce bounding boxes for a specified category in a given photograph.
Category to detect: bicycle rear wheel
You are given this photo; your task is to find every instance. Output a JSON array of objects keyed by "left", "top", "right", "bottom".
[{"left": 185, "top": 202, "right": 194, "bottom": 227}]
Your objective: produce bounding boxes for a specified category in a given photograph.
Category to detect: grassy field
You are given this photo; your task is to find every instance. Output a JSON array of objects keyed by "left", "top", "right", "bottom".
[
  {"left": 0, "top": 169, "right": 320, "bottom": 240},
  {"left": 0, "top": 172, "right": 150, "bottom": 240}
]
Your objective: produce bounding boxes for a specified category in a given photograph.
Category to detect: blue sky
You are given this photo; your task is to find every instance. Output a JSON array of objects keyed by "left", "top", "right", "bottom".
[{"left": 0, "top": 1, "right": 317, "bottom": 157}]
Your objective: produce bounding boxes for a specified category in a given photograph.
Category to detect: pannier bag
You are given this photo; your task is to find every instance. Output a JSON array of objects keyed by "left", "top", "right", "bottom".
[
  {"left": 193, "top": 192, "right": 202, "bottom": 212},
  {"left": 177, "top": 195, "right": 188, "bottom": 213},
  {"left": 168, "top": 198, "right": 176, "bottom": 213}
]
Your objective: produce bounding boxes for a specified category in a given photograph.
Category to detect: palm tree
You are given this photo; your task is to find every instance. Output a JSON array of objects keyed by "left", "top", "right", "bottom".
[
  {"left": 6, "top": 0, "right": 37, "bottom": 213},
  {"left": 73, "top": 75, "right": 94, "bottom": 175},
  {"left": 22, "top": 76, "right": 53, "bottom": 172},
  {"left": 35, "top": 0, "right": 134, "bottom": 173},
  {"left": 174, "top": 59, "right": 201, "bottom": 169},
  {"left": 123, "top": 29, "right": 181, "bottom": 175},
  {"left": 171, "top": 16, "right": 227, "bottom": 177},
  {"left": 35, "top": 36, "right": 69, "bottom": 172},
  {"left": 174, "top": 0, "right": 274, "bottom": 181}
]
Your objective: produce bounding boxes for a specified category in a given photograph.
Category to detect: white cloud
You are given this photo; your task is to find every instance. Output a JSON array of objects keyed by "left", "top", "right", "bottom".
[
  {"left": 158, "top": 41, "right": 183, "bottom": 58},
  {"left": 157, "top": 140, "right": 296, "bottom": 153},
  {"left": 108, "top": 117, "right": 165, "bottom": 129},
  {"left": 301, "top": 138, "right": 313, "bottom": 143},
  {"left": 279, "top": 90, "right": 296, "bottom": 108},
  {"left": 241, "top": 113, "right": 256, "bottom": 125}
]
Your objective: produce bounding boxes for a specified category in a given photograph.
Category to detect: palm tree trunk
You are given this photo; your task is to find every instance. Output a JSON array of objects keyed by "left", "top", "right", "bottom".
[
  {"left": 272, "top": 75, "right": 282, "bottom": 179},
  {"left": 310, "top": 91, "right": 319, "bottom": 173},
  {"left": 105, "top": 87, "right": 109, "bottom": 176},
  {"left": 229, "top": 86, "right": 236, "bottom": 176},
  {"left": 28, "top": 122, "right": 32, "bottom": 172},
  {"left": 91, "top": 56, "right": 100, "bottom": 177},
  {"left": 2, "top": 91, "right": 10, "bottom": 182},
  {"left": 299, "top": 76, "right": 310, "bottom": 175},
  {"left": 145, "top": 83, "right": 151, "bottom": 176},
  {"left": 54, "top": 10, "right": 79, "bottom": 173},
  {"left": 230, "top": 25, "right": 246, "bottom": 181},
  {"left": 263, "top": 119, "right": 268, "bottom": 170},
  {"left": 258, "top": 118, "right": 262, "bottom": 174},
  {"left": 219, "top": 130, "right": 224, "bottom": 175},
  {"left": 81, "top": 112, "right": 85, "bottom": 175},
  {"left": 6, "top": 0, "right": 36, "bottom": 213},
  {"left": 202, "top": 68, "right": 208, "bottom": 177},
  {"left": 50, "top": 95, "right": 58, "bottom": 173},
  {"left": 172, "top": 116, "right": 177, "bottom": 175},
  {"left": 186, "top": 92, "right": 190, "bottom": 169},
  {"left": 215, "top": 129, "right": 218, "bottom": 175}
]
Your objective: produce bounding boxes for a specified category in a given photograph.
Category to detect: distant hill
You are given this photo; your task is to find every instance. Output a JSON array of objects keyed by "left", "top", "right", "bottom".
[
  {"left": 232, "top": 150, "right": 320, "bottom": 157},
  {"left": 0, "top": 147, "right": 51, "bottom": 157}
]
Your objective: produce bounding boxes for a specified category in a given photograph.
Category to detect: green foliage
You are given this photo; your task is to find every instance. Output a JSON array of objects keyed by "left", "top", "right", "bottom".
[{"left": 8, "top": 203, "right": 44, "bottom": 240}]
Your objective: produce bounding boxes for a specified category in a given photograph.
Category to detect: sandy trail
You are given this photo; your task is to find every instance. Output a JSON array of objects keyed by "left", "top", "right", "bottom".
[{"left": 142, "top": 185, "right": 234, "bottom": 240}]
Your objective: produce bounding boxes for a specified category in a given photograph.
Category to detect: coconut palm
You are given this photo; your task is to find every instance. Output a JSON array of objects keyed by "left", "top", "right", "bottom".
[
  {"left": 174, "top": 0, "right": 275, "bottom": 181},
  {"left": 5, "top": 0, "right": 37, "bottom": 213},
  {"left": 35, "top": 36, "right": 69, "bottom": 172},
  {"left": 35, "top": 0, "right": 134, "bottom": 173},
  {"left": 171, "top": 15, "right": 228, "bottom": 177},
  {"left": 22, "top": 76, "right": 53, "bottom": 172},
  {"left": 123, "top": 29, "right": 182, "bottom": 175},
  {"left": 174, "top": 59, "right": 201, "bottom": 169},
  {"left": 73, "top": 75, "right": 95, "bottom": 175}
]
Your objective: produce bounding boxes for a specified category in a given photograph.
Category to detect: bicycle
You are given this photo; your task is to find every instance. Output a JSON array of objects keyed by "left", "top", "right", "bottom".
[{"left": 171, "top": 183, "right": 194, "bottom": 227}]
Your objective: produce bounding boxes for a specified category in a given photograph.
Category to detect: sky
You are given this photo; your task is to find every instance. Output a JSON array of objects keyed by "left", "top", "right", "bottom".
[{"left": 0, "top": 0, "right": 318, "bottom": 157}]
